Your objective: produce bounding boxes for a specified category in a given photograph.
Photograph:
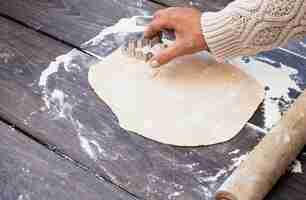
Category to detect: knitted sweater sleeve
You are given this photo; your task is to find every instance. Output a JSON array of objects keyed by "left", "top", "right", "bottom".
[{"left": 201, "top": 0, "right": 306, "bottom": 62}]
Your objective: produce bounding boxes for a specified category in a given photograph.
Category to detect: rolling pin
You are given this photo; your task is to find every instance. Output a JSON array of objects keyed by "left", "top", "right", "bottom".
[{"left": 215, "top": 90, "right": 306, "bottom": 200}]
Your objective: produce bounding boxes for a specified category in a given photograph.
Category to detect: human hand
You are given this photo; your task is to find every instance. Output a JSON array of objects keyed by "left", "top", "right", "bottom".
[{"left": 144, "top": 7, "right": 208, "bottom": 68}]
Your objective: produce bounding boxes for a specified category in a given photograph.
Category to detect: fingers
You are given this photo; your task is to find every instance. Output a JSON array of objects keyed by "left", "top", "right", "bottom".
[
  {"left": 144, "top": 10, "right": 172, "bottom": 38},
  {"left": 144, "top": 20, "right": 168, "bottom": 39},
  {"left": 149, "top": 44, "right": 183, "bottom": 68}
]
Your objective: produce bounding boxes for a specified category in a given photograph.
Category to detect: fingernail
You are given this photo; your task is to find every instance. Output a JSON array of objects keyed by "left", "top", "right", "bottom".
[{"left": 149, "top": 60, "right": 160, "bottom": 68}]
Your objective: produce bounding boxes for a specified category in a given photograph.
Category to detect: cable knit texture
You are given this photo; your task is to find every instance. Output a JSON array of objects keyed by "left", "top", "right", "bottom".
[{"left": 201, "top": 0, "right": 306, "bottom": 62}]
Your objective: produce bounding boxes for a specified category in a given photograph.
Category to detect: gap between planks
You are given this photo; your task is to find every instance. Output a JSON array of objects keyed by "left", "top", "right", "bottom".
[{"left": 0, "top": 110, "right": 143, "bottom": 200}]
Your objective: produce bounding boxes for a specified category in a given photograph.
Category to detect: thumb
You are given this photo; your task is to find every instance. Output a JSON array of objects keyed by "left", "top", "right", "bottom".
[{"left": 149, "top": 44, "right": 183, "bottom": 68}]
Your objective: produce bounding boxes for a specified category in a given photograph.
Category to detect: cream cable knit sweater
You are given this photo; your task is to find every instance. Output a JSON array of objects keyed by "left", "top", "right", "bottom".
[{"left": 201, "top": 0, "right": 306, "bottom": 62}]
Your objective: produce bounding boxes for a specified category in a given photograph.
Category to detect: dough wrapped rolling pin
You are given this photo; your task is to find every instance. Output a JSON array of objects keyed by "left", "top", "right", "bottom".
[{"left": 215, "top": 90, "right": 306, "bottom": 200}]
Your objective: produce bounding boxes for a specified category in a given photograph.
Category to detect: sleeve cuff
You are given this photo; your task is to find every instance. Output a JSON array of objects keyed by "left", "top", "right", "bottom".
[{"left": 201, "top": 11, "right": 243, "bottom": 63}]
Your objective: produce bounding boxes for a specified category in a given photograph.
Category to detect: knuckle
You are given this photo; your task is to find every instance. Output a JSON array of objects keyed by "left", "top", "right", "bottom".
[
  {"left": 150, "top": 22, "right": 160, "bottom": 32},
  {"left": 153, "top": 12, "right": 161, "bottom": 19},
  {"left": 146, "top": 24, "right": 154, "bottom": 33},
  {"left": 184, "top": 39, "right": 197, "bottom": 49},
  {"left": 154, "top": 9, "right": 166, "bottom": 18},
  {"left": 149, "top": 20, "right": 159, "bottom": 29}
]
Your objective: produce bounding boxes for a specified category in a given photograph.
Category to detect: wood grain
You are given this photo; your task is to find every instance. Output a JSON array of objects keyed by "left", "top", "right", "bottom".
[
  {"left": 0, "top": 0, "right": 162, "bottom": 47},
  {"left": 283, "top": 39, "right": 306, "bottom": 57},
  {"left": 216, "top": 91, "right": 306, "bottom": 200},
  {"left": 0, "top": 15, "right": 306, "bottom": 200},
  {"left": 230, "top": 49, "right": 306, "bottom": 130},
  {"left": 0, "top": 121, "right": 136, "bottom": 200},
  {"left": 257, "top": 49, "right": 306, "bottom": 92}
]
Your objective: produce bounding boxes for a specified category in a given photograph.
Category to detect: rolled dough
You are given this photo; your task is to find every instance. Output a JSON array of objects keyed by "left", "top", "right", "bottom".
[{"left": 89, "top": 49, "right": 264, "bottom": 146}]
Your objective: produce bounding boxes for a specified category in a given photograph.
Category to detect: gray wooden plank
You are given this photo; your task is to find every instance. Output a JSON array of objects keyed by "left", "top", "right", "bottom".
[
  {"left": 0, "top": 14, "right": 259, "bottom": 200},
  {"left": 256, "top": 49, "right": 306, "bottom": 90},
  {"left": 0, "top": 121, "right": 137, "bottom": 200},
  {"left": 1, "top": 14, "right": 306, "bottom": 200},
  {"left": 225, "top": 48, "right": 306, "bottom": 130},
  {"left": 150, "top": 0, "right": 233, "bottom": 11},
  {"left": 282, "top": 39, "right": 306, "bottom": 58},
  {"left": 0, "top": 0, "right": 162, "bottom": 47}
]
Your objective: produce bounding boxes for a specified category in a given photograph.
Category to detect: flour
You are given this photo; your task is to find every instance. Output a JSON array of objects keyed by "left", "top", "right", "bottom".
[
  {"left": 291, "top": 160, "right": 304, "bottom": 174},
  {"left": 167, "top": 191, "right": 184, "bottom": 199},
  {"left": 36, "top": 16, "right": 301, "bottom": 186},
  {"left": 228, "top": 149, "right": 240, "bottom": 155},
  {"left": 39, "top": 55, "right": 96, "bottom": 160},
  {"left": 37, "top": 16, "right": 151, "bottom": 161},
  {"left": 255, "top": 56, "right": 278, "bottom": 65},
  {"left": 230, "top": 154, "right": 248, "bottom": 169},
  {"left": 37, "top": 40, "right": 98, "bottom": 161},
  {"left": 198, "top": 153, "right": 247, "bottom": 193},
  {"left": 246, "top": 122, "right": 268, "bottom": 134},
  {"left": 229, "top": 56, "right": 302, "bottom": 130},
  {"left": 74, "top": 119, "right": 103, "bottom": 161},
  {"left": 136, "top": 0, "right": 145, "bottom": 8},
  {"left": 83, "top": 16, "right": 147, "bottom": 47},
  {"left": 200, "top": 186, "right": 213, "bottom": 199},
  {"left": 201, "top": 169, "right": 229, "bottom": 183},
  {"left": 82, "top": 18, "right": 302, "bottom": 134},
  {"left": 193, "top": 153, "right": 248, "bottom": 200},
  {"left": 21, "top": 167, "right": 30, "bottom": 174},
  {"left": 50, "top": 89, "right": 65, "bottom": 104},
  {"left": 0, "top": 52, "right": 12, "bottom": 63},
  {"left": 79, "top": 134, "right": 98, "bottom": 161},
  {"left": 49, "top": 89, "right": 65, "bottom": 116},
  {"left": 17, "top": 194, "right": 30, "bottom": 200},
  {"left": 39, "top": 49, "right": 79, "bottom": 87},
  {"left": 189, "top": 1, "right": 201, "bottom": 7},
  {"left": 299, "top": 41, "right": 306, "bottom": 48}
]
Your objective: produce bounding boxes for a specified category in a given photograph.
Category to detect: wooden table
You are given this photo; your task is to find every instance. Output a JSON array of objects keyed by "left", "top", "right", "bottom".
[{"left": 0, "top": 1, "right": 306, "bottom": 199}]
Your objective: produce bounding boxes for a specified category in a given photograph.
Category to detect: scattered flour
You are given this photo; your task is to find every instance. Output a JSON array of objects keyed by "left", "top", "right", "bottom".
[
  {"left": 229, "top": 56, "right": 301, "bottom": 130},
  {"left": 37, "top": 17, "right": 304, "bottom": 196},
  {"left": 246, "top": 122, "right": 268, "bottom": 135},
  {"left": 78, "top": 133, "right": 97, "bottom": 161},
  {"left": 299, "top": 41, "right": 306, "bottom": 48},
  {"left": 228, "top": 149, "right": 240, "bottom": 155},
  {"left": 21, "top": 167, "right": 30, "bottom": 174},
  {"left": 201, "top": 168, "right": 229, "bottom": 183},
  {"left": 38, "top": 17, "right": 266, "bottom": 195},
  {"left": 145, "top": 173, "right": 187, "bottom": 199},
  {"left": 37, "top": 16, "right": 153, "bottom": 161},
  {"left": 39, "top": 49, "right": 80, "bottom": 87},
  {"left": 136, "top": 0, "right": 145, "bottom": 7},
  {"left": 0, "top": 52, "right": 13, "bottom": 63},
  {"left": 74, "top": 119, "right": 104, "bottom": 161},
  {"left": 193, "top": 153, "right": 248, "bottom": 199},
  {"left": 167, "top": 191, "right": 184, "bottom": 200},
  {"left": 49, "top": 89, "right": 65, "bottom": 116},
  {"left": 255, "top": 56, "right": 278, "bottom": 65},
  {"left": 200, "top": 185, "right": 213, "bottom": 199},
  {"left": 189, "top": 1, "right": 201, "bottom": 7},
  {"left": 291, "top": 160, "right": 303, "bottom": 174},
  {"left": 199, "top": 153, "right": 248, "bottom": 185},
  {"left": 230, "top": 154, "right": 248, "bottom": 169},
  {"left": 83, "top": 16, "right": 147, "bottom": 47},
  {"left": 38, "top": 50, "right": 101, "bottom": 160},
  {"left": 17, "top": 194, "right": 30, "bottom": 200},
  {"left": 50, "top": 89, "right": 65, "bottom": 104}
]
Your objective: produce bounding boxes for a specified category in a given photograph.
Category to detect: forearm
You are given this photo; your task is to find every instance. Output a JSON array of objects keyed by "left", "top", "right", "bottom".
[{"left": 201, "top": 0, "right": 306, "bottom": 62}]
